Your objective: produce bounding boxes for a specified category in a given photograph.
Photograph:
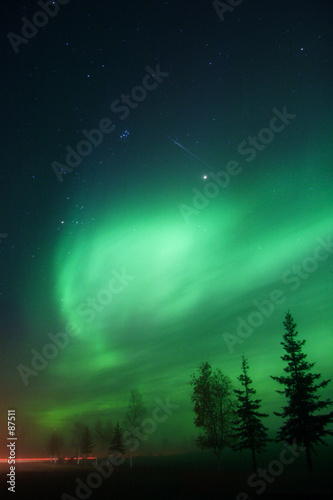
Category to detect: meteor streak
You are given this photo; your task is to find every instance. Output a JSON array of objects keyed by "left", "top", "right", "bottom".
[{"left": 168, "top": 137, "right": 216, "bottom": 172}]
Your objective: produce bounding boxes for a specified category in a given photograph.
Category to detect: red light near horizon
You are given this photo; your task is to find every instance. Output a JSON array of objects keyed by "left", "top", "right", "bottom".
[{"left": 0, "top": 457, "right": 96, "bottom": 463}]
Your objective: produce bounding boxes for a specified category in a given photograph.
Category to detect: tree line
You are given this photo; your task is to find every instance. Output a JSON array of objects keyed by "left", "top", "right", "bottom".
[
  {"left": 47, "top": 389, "right": 146, "bottom": 467},
  {"left": 47, "top": 311, "right": 332, "bottom": 473},
  {"left": 189, "top": 311, "right": 333, "bottom": 472}
]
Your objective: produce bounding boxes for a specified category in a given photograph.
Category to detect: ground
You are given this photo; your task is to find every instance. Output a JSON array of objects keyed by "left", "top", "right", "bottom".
[{"left": 0, "top": 452, "right": 332, "bottom": 499}]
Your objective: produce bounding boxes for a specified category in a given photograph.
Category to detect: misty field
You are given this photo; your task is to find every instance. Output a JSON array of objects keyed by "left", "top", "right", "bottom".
[{"left": 1, "top": 451, "right": 332, "bottom": 499}]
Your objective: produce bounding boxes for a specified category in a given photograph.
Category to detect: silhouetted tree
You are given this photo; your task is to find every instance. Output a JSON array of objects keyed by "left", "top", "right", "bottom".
[
  {"left": 94, "top": 418, "right": 103, "bottom": 457},
  {"left": 123, "top": 389, "right": 146, "bottom": 467},
  {"left": 94, "top": 419, "right": 114, "bottom": 456},
  {"left": 81, "top": 426, "right": 95, "bottom": 460},
  {"left": 233, "top": 355, "right": 269, "bottom": 471},
  {"left": 108, "top": 422, "right": 125, "bottom": 460},
  {"left": 271, "top": 311, "right": 333, "bottom": 472},
  {"left": 71, "top": 421, "right": 85, "bottom": 464},
  {"left": 47, "top": 428, "right": 64, "bottom": 462},
  {"left": 189, "top": 361, "right": 237, "bottom": 471}
]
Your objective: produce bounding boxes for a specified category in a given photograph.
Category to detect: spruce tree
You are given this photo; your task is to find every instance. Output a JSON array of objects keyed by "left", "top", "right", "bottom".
[
  {"left": 271, "top": 311, "right": 333, "bottom": 471},
  {"left": 233, "top": 355, "right": 269, "bottom": 471},
  {"left": 109, "top": 422, "right": 125, "bottom": 458},
  {"left": 81, "top": 426, "right": 95, "bottom": 460},
  {"left": 123, "top": 389, "right": 146, "bottom": 467}
]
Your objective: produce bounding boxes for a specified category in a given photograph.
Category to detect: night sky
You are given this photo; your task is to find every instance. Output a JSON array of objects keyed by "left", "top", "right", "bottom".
[{"left": 1, "top": 0, "right": 332, "bottom": 456}]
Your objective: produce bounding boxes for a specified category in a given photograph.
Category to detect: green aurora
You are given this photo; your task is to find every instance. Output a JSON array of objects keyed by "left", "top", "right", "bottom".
[
  {"left": 1, "top": 0, "right": 332, "bottom": 460},
  {"left": 11, "top": 151, "right": 333, "bottom": 451}
]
